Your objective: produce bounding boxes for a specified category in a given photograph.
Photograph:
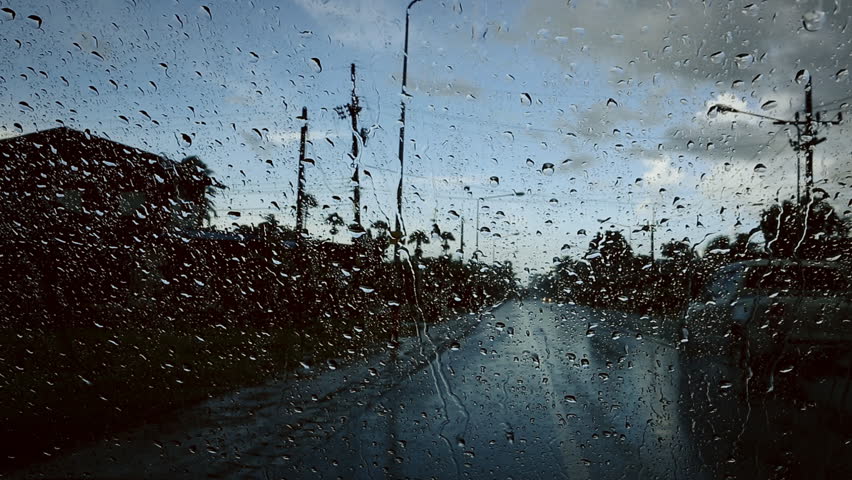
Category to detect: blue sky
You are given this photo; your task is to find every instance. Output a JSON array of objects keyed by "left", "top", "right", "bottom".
[{"left": 2, "top": 0, "right": 851, "bottom": 277}]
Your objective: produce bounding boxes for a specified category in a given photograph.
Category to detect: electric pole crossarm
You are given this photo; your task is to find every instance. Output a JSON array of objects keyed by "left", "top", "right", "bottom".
[{"left": 772, "top": 117, "right": 842, "bottom": 126}]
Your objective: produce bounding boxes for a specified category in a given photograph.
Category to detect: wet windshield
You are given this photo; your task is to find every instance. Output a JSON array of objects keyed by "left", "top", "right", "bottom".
[
  {"left": 2, "top": 1, "right": 852, "bottom": 479},
  {"left": 744, "top": 264, "right": 849, "bottom": 294}
]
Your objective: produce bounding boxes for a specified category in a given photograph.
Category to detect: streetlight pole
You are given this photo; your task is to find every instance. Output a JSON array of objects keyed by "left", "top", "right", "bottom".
[
  {"left": 475, "top": 192, "right": 525, "bottom": 259},
  {"left": 388, "top": 0, "right": 426, "bottom": 363},
  {"left": 394, "top": 0, "right": 425, "bottom": 264}
]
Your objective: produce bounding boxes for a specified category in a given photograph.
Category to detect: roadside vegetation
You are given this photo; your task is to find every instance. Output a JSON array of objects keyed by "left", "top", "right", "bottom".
[
  {"left": 529, "top": 196, "right": 851, "bottom": 316},
  {"left": 0, "top": 214, "right": 518, "bottom": 471}
]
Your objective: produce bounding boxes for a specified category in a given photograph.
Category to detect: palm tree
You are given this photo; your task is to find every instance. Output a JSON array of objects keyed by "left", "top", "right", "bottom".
[
  {"left": 370, "top": 220, "right": 390, "bottom": 239},
  {"left": 176, "top": 155, "right": 222, "bottom": 228},
  {"left": 257, "top": 213, "right": 281, "bottom": 240},
  {"left": 248, "top": 213, "right": 298, "bottom": 243},
  {"left": 407, "top": 230, "right": 430, "bottom": 260},
  {"left": 302, "top": 192, "right": 318, "bottom": 219},
  {"left": 368, "top": 220, "right": 392, "bottom": 259},
  {"left": 325, "top": 212, "right": 345, "bottom": 241},
  {"left": 292, "top": 193, "right": 319, "bottom": 234},
  {"left": 440, "top": 231, "right": 455, "bottom": 256}
]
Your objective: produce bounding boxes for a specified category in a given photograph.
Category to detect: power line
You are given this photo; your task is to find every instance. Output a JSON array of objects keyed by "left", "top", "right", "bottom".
[
  {"left": 815, "top": 94, "right": 852, "bottom": 110},
  {"left": 714, "top": 78, "right": 843, "bottom": 203}
]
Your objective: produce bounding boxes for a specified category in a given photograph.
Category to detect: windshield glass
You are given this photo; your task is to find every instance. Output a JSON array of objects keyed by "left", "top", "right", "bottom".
[
  {"left": 744, "top": 264, "right": 849, "bottom": 294},
  {"left": 3, "top": 1, "right": 852, "bottom": 479}
]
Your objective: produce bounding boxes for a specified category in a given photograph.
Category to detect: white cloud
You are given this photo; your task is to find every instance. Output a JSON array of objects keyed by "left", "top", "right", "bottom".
[
  {"left": 267, "top": 130, "right": 339, "bottom": 145},
  {"left": 293, "top": 0, "right": 400, "bottom": 51},
  {"left": 641, "top": 154, "right": 685, "bottom": 188}
]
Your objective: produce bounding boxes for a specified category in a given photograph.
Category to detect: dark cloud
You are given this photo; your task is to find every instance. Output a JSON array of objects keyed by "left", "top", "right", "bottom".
[
  {"left": 493, "top": 0, "right": 851, "bottom": 196},
  {"left": 511, "top": 0, "right": 850, "bottom": 97}
]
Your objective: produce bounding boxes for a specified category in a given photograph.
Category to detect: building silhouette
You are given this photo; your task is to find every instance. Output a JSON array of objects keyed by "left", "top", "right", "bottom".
[{"left": 0, "top": 127, "right": 220, "bottom": 327}]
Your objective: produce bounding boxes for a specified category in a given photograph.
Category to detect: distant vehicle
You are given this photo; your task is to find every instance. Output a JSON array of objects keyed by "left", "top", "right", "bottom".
[{"left": 681, "top": 259, "right": 852, "bottom": 390}]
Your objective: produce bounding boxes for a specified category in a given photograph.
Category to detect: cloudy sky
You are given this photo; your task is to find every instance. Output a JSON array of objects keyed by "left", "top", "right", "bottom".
[{"left": 2, "top": 0, "right": 851, "bottom": 277}]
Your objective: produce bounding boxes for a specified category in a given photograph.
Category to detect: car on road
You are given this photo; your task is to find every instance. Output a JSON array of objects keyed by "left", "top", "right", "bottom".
[{"left": 681, "top": 259, "right": 852, "bottom": 391}]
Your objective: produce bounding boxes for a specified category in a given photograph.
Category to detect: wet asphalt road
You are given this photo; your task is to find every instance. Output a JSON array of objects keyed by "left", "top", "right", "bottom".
[{"left": 17, "top": 300, "right": 852, "bottom": 479}]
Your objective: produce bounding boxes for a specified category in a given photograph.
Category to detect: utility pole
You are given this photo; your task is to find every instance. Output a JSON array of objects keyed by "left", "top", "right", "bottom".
[
  {"left": 622, "top": 204, "right": 656, "bottom": 261},
  {"left": 803, "top": 78, "right": 816, "bottom": 193},
  {"left": 388, "top": 1, "right": 425, "bottom": 361},
  {"left": 395, "top": 0, "right": 425, "bottom": 263},
  {"left": 349, "top": 64, "right": 362, "bottom": 230},
  {"left": 715, "top": 78, "right": 842, "bottom": 205},
  {"left": 475, "top": 198, "right": 481, "bottom": 256},
  {"left": 395, "top": 11, "right": 410, "bottom": 264},
  {"left": 459, "top": 215, "right": 465, "bottom": 258},
  {"left": 648, "top": 205, "right": 656, "bottom": 262},
  {"left": 295, "top": 107, "right": 308, "bottom": 235},
  {"left": 779, "top": 78, "right": 841, "bottom": 202},
  {"left": 795, "top": 111, "right": 802, "bottom": 204},
  {"left": 336, "top": 64, "right": 363, "bottom": 230}
]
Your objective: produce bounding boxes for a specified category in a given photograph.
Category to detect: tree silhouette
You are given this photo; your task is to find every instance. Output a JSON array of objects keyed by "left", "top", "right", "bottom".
[
  {"left": 440, "top": 231, "right": 455, "bottom": 255},
  {"left": 701, "top": 235, "right": 733, "bottom": 271},
  {"left": 230, "top": 214, "right": 297, "bottom": 244},
  {"left": 658, "top": 238, "right": 698, "bottom": 311},
  {"left": 259, "top": 213, "right": 294, "bottom": 239},
  {"left": 705, "top": 235, "right": 730, "bottom": 253},
  {"left": 369, "top": 220, "right": 391, "bottom": 258},
  {"left": 759, "top": 197, "right": 847, "bottom": 259},
  {"left": 570, "top": 230, "right": 636, "bottom": 306},
  {"left": 176, "top": 155, "right": 222, "bottom": 228},
  {"left": 302, "top": 193, "right": 318, "bottom": 226},
  {"left": 730, "top": 232, "right": 763, "bottom": 259},
  {"left": 589, "top": 230, "right": 633, "bottom": 263},
  {"left": 259, "top": 213, "right": 281, "bottom": 231},
  {"left": 407, "top": 230, "right": 430, "bottom": 260},
  {"left": 661, "top": 239, "right": 692, "bottom": 259},
  {"left": 370, "top": 220, "right": 389, "bottom": 238},
  {"left": 325, "top": 212, "right": 345, "bottom": 241},
  {"left": 704, "top": 233, "right": 763, "bottom": 265}
]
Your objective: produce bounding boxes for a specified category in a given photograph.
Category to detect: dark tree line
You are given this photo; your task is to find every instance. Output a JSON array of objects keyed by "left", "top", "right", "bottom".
[
  {"left": 1, "top": 131, "right": 519, "bottom": 358},
  {"left": 206, "top": 215, "right": 517, "bottom": 322},
  {"left": 531, "top": 196, "right": 850, "bottom": 314},
  {"left": 0, "top": 128, "right": 521, "bottom": 470}
]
